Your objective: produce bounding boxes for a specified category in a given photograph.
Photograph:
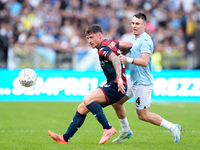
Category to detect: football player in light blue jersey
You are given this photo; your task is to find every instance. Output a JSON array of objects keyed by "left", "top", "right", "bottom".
[
  {"left": 112, "top": 13, "right": 182, "bottom": 144},
  {"left": 128, "top": 30, "right": 154, "bottom": 86}
]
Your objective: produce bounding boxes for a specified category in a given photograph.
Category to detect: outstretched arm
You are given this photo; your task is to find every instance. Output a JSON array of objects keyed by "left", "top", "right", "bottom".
[
  {"left": 118, "top": 41, "right": 132, "bottom": 54},
  {"left": 119, "top": 53, "right": 150, "bottom": 67}
]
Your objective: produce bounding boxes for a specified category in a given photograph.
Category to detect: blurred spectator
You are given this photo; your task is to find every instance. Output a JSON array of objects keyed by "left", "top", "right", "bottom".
[
  {"left": 0, "top": 0, "right": 198, "bottom": 70},
  {"left": 8, "top": 0, "right": 22, "bottom": 17},
  {"left": 0, "top": 35, "right": 9, "bottom": 68},
  {"left": 185, "top": 12, "right": 197, "bottom": 44}
]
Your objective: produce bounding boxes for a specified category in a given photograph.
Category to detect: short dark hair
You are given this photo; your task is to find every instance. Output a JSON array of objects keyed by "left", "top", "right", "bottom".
[
  {"left": 85, "top": 24, "right": 103, "bottom": 35},
  {"left": 133, "top": 13, "right": 147, "bottom": 22}
]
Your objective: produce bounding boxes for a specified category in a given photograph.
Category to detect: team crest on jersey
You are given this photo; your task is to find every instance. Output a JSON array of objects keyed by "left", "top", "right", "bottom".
[
  {"left": 108, "top": 41, "right": 116, "bottom": 49},
  {"left": 133, "top": 41, "right": 139, "bottom": 47}
]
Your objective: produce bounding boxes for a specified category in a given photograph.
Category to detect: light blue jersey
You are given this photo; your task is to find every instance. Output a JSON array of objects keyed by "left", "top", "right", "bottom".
[{"left": 128, "top": 32, "right": 154, "bottom": 85}]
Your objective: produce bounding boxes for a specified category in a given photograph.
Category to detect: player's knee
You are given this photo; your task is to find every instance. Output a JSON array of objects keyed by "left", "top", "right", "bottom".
[
  {"left": 138, "top": 114, "right": 148, "bottom": 121},
  {"left": 137, "top": 114, "right": 143, "bottom": 120},
  {"left": 112, "top": 103, "right": 120, "bottom": 110},
  {"left": 77, "top": 103, "right": 89, "bottom": 114},
  {"left": 83, "top": 96, "right": 91, "bottom": 106},
  {"left": 77, "top": 103, "right": 84, "bottom": 111}
]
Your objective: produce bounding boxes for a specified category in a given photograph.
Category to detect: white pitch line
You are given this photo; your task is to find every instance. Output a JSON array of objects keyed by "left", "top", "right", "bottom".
[
  {"left": 192, "top": 130, "right": 200, "bottom": 133},
  {"left": 0, "top": 130, "right": 37, "bottom": 132}
]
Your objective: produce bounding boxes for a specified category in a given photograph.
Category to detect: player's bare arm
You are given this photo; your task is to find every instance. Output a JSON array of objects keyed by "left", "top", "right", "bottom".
[
  {"left": 118, "top": 41, "right": 132, "bottom": 54},
  {"left": 109, "top": 52, "right": 125, "bottom": 94},
  {"left": 134, "top": 53, "right": 150, "bottom": 67},
  {"left": 108, "top": 52, "right": 121, "bottom": 79},
  {"left": 119, "top": 53, "right": 150, "bottom": 67}
]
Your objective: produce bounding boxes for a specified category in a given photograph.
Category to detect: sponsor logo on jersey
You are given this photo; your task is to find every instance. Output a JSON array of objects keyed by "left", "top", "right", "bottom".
[
  {"left": 108, "top": 41, "right": 116, "bottom": 49},
  {"left": 100, "top": 60, "right": 108, "bottom": 66}
]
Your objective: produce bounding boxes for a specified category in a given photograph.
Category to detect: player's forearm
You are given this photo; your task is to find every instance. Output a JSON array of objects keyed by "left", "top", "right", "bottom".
[
  {"left": 118, "top": 41, "right": 132, "bottom": 53},
  {"left": 113, "top": 58, "right": 122, "bottom": 79},
  {"left": 126, "top": 53, "right": 150, "bottom": 67},
  {"left": 109, "top": 53, "right": 122, "bottom": 79},
  {"left": 126, "top": 57, "right": 148, "bottom": 67},
  {"left": 132, "top": 58, "right": 148, "bottom": 67}
]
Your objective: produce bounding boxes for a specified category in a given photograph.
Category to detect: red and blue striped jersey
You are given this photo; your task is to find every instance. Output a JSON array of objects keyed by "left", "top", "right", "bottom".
[{"left": 97, "top": 39, "right": 127, "bottom": 85}]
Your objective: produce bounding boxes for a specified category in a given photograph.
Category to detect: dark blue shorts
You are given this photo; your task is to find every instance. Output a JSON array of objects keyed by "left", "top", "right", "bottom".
[{"left": 99, "top": 82, "right": 127, "bottom": 107}]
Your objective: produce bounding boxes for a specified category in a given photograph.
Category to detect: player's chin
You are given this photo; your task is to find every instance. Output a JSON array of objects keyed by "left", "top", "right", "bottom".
[
  {"left": 133, "top": 31, "right": 138, "bottom": 35},
  {"left": 92, "top": 46, "right": 95, "bottom": 48},
  {"left": 90, "top": 44, "right": 95, "bottom": 48}
]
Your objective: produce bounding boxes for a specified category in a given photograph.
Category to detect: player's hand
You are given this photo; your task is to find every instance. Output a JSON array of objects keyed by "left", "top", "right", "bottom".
[
  {"left": 118, "top": 55, "right": 127, "bottom": 64},
  {"left": 117, "top": 78, "right": 125, "bottom": 94}
]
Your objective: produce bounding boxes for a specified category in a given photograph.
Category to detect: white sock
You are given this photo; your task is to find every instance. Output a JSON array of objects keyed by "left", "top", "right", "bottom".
[
  {"left": 119, "top": 117, "right": 131, "bottom": 132},
  {"left": 160, "top": 119, "right": 176, "bottom": 132}
]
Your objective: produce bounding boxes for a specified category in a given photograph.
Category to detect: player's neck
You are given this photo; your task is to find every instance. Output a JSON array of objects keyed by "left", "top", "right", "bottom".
[
  {"left": 97, "top": 38, "right": 105, "bottom": 49},
  {"left": 135, "top": 31, "right": 145, "bottom": 39}
]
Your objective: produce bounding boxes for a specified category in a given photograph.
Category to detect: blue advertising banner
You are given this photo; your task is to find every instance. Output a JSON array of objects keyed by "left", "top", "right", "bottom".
[
  {"left": 0, "top": 69, "right": 200, "bottom": 102},
  {"left": 152, "top": 70, "right": 200, "bottom": 102}
]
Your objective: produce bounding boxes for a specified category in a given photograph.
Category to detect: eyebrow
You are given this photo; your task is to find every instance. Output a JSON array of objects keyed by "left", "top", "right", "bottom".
[{"left": 132, "top": 21, "right": 140, "bottom": 24}]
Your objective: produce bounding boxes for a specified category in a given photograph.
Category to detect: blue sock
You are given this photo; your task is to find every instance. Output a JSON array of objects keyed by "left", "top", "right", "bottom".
[
  {"left": 63, "top": 111, "right": 86, "bottom": 142},
  {"left": 86, "top": 102, "right": 111, "bottom": 129}
]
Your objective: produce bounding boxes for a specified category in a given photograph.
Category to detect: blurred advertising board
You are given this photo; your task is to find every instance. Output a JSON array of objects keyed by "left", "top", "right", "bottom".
[{"left": 0, "top": 69, "right": 200, "bottom": 102}]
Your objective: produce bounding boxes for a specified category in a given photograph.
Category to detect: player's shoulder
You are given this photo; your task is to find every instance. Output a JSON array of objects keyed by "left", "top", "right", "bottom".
[
  {"left": 99, "top": 46, "right": 109, "bottom": 52},
  {"left": 101, "top": 39, "right": 119, "bottom": 50},
  {"left": 141, "top": 32, "right": 153, "bottom": 43},
  {"left": 128, "top": 37, "right": 135, "bottom": 42},
  {"left": 101, "top": 39, "right": 118, "bottom": 46},
  {"left": 142, "top": 32, "right": 151, "bottom": 40}
]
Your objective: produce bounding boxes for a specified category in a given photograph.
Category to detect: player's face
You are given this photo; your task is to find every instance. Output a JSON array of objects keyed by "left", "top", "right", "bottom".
[
  {"left": 86, "top": 32, "right": 101, "bottom": 48},
  {"left": 131, "top": 16, "right": 146, "bottom": 38}
]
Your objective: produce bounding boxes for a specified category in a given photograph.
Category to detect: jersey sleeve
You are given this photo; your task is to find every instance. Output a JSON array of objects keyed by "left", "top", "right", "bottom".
[
  {"left": 112, "top": 40, "right": 119, "bottom": 49},
  {"left": 140, "top": 38, "right": 152, "bottom": 54},
  {"left": 98, "top": 46, "right": 113, "bottom": 60}
]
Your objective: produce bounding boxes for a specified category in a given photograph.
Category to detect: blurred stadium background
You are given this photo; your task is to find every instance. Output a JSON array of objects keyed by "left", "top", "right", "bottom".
[
  {"left": 1, "top": 2, "right": 200, "bottom": 149},
  {"left": 0, "top": 0, "right": 200, "bottom": 102}
]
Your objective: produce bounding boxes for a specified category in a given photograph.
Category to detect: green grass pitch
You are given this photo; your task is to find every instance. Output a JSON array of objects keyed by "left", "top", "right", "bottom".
[{"left": 0, "top": 102, "right": 200, "bottom": 150}]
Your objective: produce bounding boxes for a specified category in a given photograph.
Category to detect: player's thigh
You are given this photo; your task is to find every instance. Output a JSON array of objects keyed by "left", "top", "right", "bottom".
[
  {"left": 100, "top": 82, "right": 127, "bottom": 107},
  {"left": 112, "top": 95, "right": 129, "bottom": 107},
  {"left": 134, "top": 85, "right": 153, "bottom": 110},
  {"left": 112, "top": 77, "right": 133, "bottom": 108},
  {"left": 83, "top": 88, "right": 107, "bottom": 105}
]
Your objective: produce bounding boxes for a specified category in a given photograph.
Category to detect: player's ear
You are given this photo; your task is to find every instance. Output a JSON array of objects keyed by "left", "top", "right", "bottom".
[
  {"left": 143, "top": 21, "right": 146, "bottom": 29},
  {"left": 98, "top": 32, "right": 102, "bottom": 38}
]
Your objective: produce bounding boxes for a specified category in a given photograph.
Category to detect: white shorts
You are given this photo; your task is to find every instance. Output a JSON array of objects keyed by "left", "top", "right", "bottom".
[{"left": 126, "top": 77, "right": 154, "bottom": 110}]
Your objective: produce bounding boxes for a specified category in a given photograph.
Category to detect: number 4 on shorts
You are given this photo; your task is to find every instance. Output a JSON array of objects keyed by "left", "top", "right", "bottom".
[{"left": 136, "top": 97, "right": 140, "bottom": 107}]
